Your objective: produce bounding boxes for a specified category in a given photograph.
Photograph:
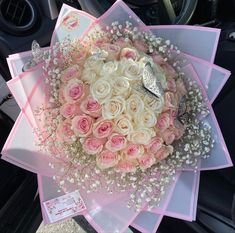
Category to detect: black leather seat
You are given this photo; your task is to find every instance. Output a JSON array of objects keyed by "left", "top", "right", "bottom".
[
  {"left": 0, "top": 110, "right": 42, "bottom": 233},
  {"left": 156, "top": 171, "right": 235, "bottom": 233}
]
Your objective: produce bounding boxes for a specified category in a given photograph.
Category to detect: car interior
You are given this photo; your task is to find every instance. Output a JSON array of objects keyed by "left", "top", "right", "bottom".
[{"left": 0, "top": 0, "right": 235, "bottom": 232}]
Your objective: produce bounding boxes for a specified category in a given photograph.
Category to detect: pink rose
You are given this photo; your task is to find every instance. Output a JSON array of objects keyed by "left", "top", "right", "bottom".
[
  {"left": 124, "top": 144, "right": 144, "bottom": 160},
  {"left": 161, "top": 128, "right": 175, "bottom": 145},
  {"left": 60, "top": 103, "right": 80, "bottom": 119},
  {"left": 146, "top": 137, "right": 163, "bottom": 155},
  {"left": 167, "top": 79, "right": 177, "bottom": 92},
  {"left": 138, "top": 154, "right": 156, "bottom": 170},
  {"left": 165, "top": 110, "right": 177, "bottom": 125},
  {"left": 83, "top": 137, "right": 105, "bottom": 155},
  {"left": 167, "top": 109, "right": 177, "bottom": 120},
  {"left": 96, "top": 150, "right": 119, "bottom": 169},
  {"left": 115, "top": 160, "right": 137, "bottom": 173},
  {"left": 61, "top": 65, "right": 81, "bottom": 83},
  {"left": 120, "top": 47, "right": 139, "bottom": 61},
  {"left": 72, "top": 115, "right": 93, "bottom": 137},
  {"left": 80, "top": 96, "right": 101, "bottom": 118},
  {"left": 155, "top": 145, "right": 173, "bottom": 161},
  {"left": 172, "top": 126, "right": 185, "bottom": 140},
  {"left": 94, "top": 38, "right": 109, "bottom": 46},
  {"left": 115, "top": 37, "right": 132, "bottom": 49},
  {"left": 101, "top": 43, "right": 120, "bottom": 61},
  {"left": 151, "top": 52, "right": 165, "bottom": 65},
  {"left": 164, "top": 92, "right": 178, "bottom": 110},
  {"left": 133, "top": 40, "right": 148, "bottom": 53},
  {"left": 71, "top": 49, "right": 87, "bottom": 65},
  {"left": 176, "top": 79, "right": 187, "bottom": 98},
  {"left": 161, "top": 62, "right": 177, "bottom": 78},
  {"left": 105, "top": 133, "right": 127, "bottom": 152},
  {"left": 93, "top": 119, "right": 113, "bottom": 138},
  {"left": 156, "top": 112, "right": 171, "bottom": 132},
  {"left": 63, "top": 79, "right": 85, "bottom": 103},
  {"left": 57, "top": 119, "right": 75, "bottom": 143}
]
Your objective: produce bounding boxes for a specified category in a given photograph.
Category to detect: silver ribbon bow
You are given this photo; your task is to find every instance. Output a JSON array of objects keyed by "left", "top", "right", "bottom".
[{"left": 142, "top": 62, "right": 164, "bottom": 99}]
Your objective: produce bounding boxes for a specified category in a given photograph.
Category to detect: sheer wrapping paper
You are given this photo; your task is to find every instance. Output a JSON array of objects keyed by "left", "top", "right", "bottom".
[{"left": 2, "top": 1, "right": 233, "bottom": 232}]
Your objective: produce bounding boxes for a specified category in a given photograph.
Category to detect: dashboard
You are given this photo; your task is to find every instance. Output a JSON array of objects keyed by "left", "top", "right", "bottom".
[{"left": 0, "top": 0, "right": 233, "bottom": 82}]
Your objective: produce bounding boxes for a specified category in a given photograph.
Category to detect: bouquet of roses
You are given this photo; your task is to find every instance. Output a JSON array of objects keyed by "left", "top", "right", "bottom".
[{"left": 2, "top": 1, "right": 232, "bottom": 232}]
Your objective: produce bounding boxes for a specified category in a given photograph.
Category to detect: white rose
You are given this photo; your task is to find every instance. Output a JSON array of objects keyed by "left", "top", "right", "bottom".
[
  {"left": 100, "top": 61, "right": 118, "bottom": 77},
  {"left": 128, "top": 128, "right": 156, "bottom": 145},
  {"left": 112, "top": 76, "right": 130, "bottom": 97},
  {"left": 114, "top": 114, "right": 133, "bottom": 136},
  {"left": 102, "top": 96, "right": 126, "bottom": 120},
  {"left": 123, "top": 144, "right": 144, "bottom": 160},
  {"left": 120, "top": 58, "right": 142, "bottom": 81},
  {"left": 136, "top": 107, "right": 157, "bottom": 128},
  {"left": 90, "top": 78, "right": 112, "bottom": 103},
  {"left": 144, "top": 95, "right": 164, "bottom": 113},
  {"left": 126, "top": 94, "right": 144, "bottom": 116},
  {"left": 120, "top": 47, "right": 140, "bottom": 61},
  {"left": 81, "top": 69, "right": 97, "bottom": 85},
  {"left": 84, "top": 56, "right": 104, "bottom": 74}
]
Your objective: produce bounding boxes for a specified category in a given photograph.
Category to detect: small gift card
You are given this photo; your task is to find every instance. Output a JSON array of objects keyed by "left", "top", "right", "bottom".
[{"left": 43, "top": 190, "right": 86, "bottom": 223}]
